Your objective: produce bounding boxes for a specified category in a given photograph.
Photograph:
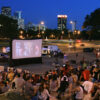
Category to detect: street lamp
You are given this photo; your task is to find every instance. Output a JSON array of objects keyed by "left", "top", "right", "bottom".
[
  {"left": 37, "top": 34, "right": 41, "bottom": 38},
  {"left": 39, "top": 21, "right": 45, "bottom": 38},
  {"left": 70, "top": 20, "right": 76, "bottom": 32},
  {"left": 62, "top": 31, "right": 64, "bottom": 35},
  {"left": 70, "top": 21, "right": 77, "bottom": 49},
  {"left": 40, "top": 21, "right": 44, "bottom": 25},
  {"left": 19, "top": 30, "right": 24, "bottom": 39},
  {"left": 68, "top": 30, "right": 71, "bottom": 39},
  {"left": 42, "top": 31, "right": 44, "bottom": 34},
  {"left": 39, "top": 21, "right": 44, "bottom": 33},
  {"left": 50, "top": 34, "right": 55, "bottom": 39},
  {"left": 20, "top": 30, "right": 24, "bottom": 35},
  {"left": 61, "top": 31, "right": 64, "bottom": 39},
  {"left": 0, "top": 24, "right": 3, "bottom": 27},
  {"left": 19, "top": 35, "right": 24, "bottom": 39},
  {"left": 77, "top": 30, "right": 81, "bottom": 35}
]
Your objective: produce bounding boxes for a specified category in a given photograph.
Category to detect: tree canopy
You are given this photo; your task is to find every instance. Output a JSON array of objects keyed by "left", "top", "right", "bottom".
[
  {"left": 82, "top": 8, "right": 100, "bottom": 40},
  {"left": 83, "top": 8, "right": 100, "bottom": 28}
]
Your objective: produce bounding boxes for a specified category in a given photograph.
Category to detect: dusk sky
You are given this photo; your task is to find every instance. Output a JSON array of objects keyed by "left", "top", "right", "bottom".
[{"left": 0, "top": 0, "right": 100, "bottom": 30}]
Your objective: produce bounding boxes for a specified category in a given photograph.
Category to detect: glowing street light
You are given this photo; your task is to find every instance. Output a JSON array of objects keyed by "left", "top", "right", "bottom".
[
  {"left": 37, "top": 34, "right": 41, "bottom": 38},
  {"left": 77, "top": 30, "right": 81, "bottom": 35},
  {"left": 40, "top": 21, "right": 44, "bottom": 25},
  {"left": 39, "top": 21, "right": 45, "bottom": 39},
  {"left": 50, "top": 34, "right": 55, "bottom": 38},
  {"left": 62, "top": 31, "right": 64, "bottom": 35},
  {"left": 19, "top": 35, "right": 24, "bottom": 39},
  {"left": 39, "top": 21, "right": 45, "bottom": 34},
  {"left": 42, "top": 31, "right": 44, "bottom": 34},
  {"left": 0, "top": 24, "right": 3, "bottom": 27},
  {"left": 19, "top": 30, "right": 24, "bottom": 39},
  {"left": 70, "top": 20, "right": 76, "bottom": 32},
  {"left": 20, "top": 30, "right": 24, "bottom": 35},
  {"left": 70, "top": 21, "right": 73, "bottom": 24}
]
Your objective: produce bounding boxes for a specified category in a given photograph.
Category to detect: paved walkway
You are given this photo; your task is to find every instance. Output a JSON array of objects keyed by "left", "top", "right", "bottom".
[{"left": 0, "top": 52, "right": 97, "bottom": 75}]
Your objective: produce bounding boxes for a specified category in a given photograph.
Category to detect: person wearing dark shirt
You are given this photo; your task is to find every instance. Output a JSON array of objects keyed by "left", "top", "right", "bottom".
[{"left": 57, "top": 77, "right": 68, "bottom": 99}]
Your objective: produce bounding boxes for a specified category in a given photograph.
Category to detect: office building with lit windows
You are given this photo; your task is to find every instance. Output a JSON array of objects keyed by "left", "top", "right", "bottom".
[
  {"left": 57, "top": 15, "right": 67, "bottom": 30},
  {"left": 14, "top": 11, "right": 22, "bottom": 19},
  {"left": 14, "top": 11, "right": 24, "bottom": 29},
  {"left": 1, "top": 6, "right": 11, "bottom": 17}
]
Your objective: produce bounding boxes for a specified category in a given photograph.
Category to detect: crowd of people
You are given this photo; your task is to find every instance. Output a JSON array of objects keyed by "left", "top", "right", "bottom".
[{"left": 0, "top": 53, "right": 100, "bottom": 100}]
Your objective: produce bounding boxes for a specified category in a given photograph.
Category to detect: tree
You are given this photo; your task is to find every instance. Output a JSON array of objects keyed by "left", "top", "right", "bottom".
[
  {"left": 25, "top": 29, "right": 38, "bottom": 39},
  {"left": 45, "top": 28, "right": 68, "bottom": 39},
  {"left": 83, "top": 8, "right": 100, "bottom": 28},
  {"left": 0, "top": 15, "right": 18, "bottom": 39},
  {"left": 82, "top": 8, "right": 100, "bottom": 40}
]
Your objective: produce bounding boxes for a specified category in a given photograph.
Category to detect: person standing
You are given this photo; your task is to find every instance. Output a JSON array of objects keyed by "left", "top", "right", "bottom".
[
  {"left": 63, "top": 53, "right": 68, "bottom": 64},
  {"left": 38, "top": 84, "right": 51, "bottom": 100},
  {"left": 71, "top": 82, "right": 84, "bottom": 100},
  {"left": 82, "top": 76, "right": 94, "bottom": 100}
]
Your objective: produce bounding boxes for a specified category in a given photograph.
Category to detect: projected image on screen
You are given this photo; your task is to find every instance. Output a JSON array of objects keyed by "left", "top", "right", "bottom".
[{"left": 12, "top": 39, "right": 42, "bottom": 59}]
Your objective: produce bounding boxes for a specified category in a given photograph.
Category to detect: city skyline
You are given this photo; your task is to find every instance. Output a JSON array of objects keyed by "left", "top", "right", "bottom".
[{"left": 0, "top": 0, "right": 100, "bottom": 30}]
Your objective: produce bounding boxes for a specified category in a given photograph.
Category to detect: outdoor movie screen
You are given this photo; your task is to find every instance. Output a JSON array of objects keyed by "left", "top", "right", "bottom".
[{"left": 12, "top": 39, "right": 42, "bottom": 59}]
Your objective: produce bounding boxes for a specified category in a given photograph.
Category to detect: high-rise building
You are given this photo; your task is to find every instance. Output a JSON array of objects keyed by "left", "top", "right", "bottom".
[
  {"left": 1, "top": 7, "right": 11, "bottom": 17},
  {"left": 57, "top": 15, "right": 67, "bottom": 30},
  {"left": 14, "top": 11, "right": 22, "bottom": 19},
  {"left": 13, "top": 11, "right": 24, "bottom": 29},
  {"left": 25, "top": 22, "right": 35, "bottom": 30},
  {"left": 18, "top": 19, "right": 24, "bottom": 29},
  {"left": 35, "top": 24, "right": 46, "bottom": 31}
]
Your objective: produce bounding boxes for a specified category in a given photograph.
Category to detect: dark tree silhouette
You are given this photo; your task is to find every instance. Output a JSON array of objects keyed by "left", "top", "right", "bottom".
[
  {"left": 0, "top": 15, "right": 18, "bottom": 39},
  {"left": 82, "top": 8, "right": 100, "bottom": 40},
  {"left": 83, "top": 8, "right": 100, "bottom": 28}
]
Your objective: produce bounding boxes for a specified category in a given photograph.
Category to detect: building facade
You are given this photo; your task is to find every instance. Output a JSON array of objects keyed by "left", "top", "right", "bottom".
[
  {"left": 1, "top": 7, "right": 11, "bottom": 17},
  {"left": 17, "top": 18, "right": 24, "bottom": 29},
  {"left": 25, "top": 22, "right": 35, "bottom": 31},
  {"left": 14, "top": 11, "right": 24, "bottom": 29},
  {"left": 57, "top": 15, "right": 67, "bottom": 30},
  {"left": 14, "top": 11, "right": 22, "bottom": 19}
]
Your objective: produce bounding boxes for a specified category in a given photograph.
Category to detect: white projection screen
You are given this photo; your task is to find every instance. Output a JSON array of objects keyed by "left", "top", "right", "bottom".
[{"left": 12, "top": 39, "right": 42, "bottom": 59}]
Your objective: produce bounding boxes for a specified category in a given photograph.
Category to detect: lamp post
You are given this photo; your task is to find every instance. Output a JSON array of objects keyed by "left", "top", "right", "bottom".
[
  {"left": 70, "top": 21, "right": 76, "bottom": 33},
  {"left": 38, "top": 21, "right": 45, "bottom": 38},
  {"left": 19, "top": 30, "right": 24, "bottom": 39},
  {"left": 68, "top": 30, "right": 71, "bottom": 39},
  {"left": 76, "top": 30, "right": 81, "bottom": 39},
  {"left": 0, "top": 24, "right": 2, "bottom": 27},
  {"left": 70, "top": 20, "right": 77, "bottom": 50},
  {"left": 77, "top": 30, "right": 80, "bottom": 35},
  {"left": 20, "top": 30, "right": 24, "bottom": 35},
  {"left": 61, "top": 31, "right": 64, "bottom": 39},
  {"left": 50, "top": 33, "right": 55, "bottom": 39}
]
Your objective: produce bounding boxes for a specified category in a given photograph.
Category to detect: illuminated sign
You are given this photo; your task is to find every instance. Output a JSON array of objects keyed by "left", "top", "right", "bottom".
[{"left": 57, "top": 15, "right": 67, "bottom": 18}]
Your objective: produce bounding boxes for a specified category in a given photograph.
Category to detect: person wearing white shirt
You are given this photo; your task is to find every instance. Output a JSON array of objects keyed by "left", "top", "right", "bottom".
[{"left": 82, "top": 78, "right": 93, "bottom": 100}]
